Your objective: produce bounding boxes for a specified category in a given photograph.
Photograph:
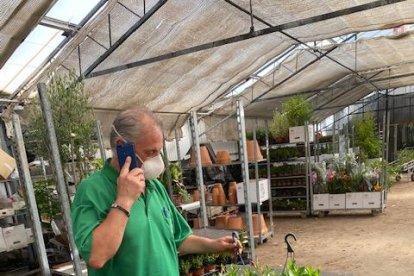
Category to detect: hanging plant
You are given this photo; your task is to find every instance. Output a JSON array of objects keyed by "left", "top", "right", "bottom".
[{"left": 282, "top": 96, "right": 313, "bottom": 127}]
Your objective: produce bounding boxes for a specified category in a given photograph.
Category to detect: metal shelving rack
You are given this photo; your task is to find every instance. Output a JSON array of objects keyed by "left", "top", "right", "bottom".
[
  {"left": 262, "top": 123, "right": 312, "bottom": 217},
  {"left": 188, "top": 100, "right": 274, "bottom": 261}
]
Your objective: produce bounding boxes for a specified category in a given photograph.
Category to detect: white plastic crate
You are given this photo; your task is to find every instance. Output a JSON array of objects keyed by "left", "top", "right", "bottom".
[
  {"left": 362, "top": 192, "right": 381, "bottom": 209},
  {"left": 346, "top": 193, "right": 364, "bottom": 209},
  {"left": 329, "top": 194, "right": 346, "bottom": 209},
  {"left": 236, "top": 179, "right": 269, "bottom": 204},
  {"left": 313, "top": 194, "right": 329, "bottom": 210}
]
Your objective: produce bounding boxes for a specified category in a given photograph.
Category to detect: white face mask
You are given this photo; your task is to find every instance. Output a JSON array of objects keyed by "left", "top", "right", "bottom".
[{"left": 137, "top": 154, "right": 165, "bottom": 180}]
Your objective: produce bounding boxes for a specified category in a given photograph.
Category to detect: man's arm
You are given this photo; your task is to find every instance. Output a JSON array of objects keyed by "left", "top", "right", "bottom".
[
  {"left": 88, "top": 157, "right": 145, "bottom": 269},
  {"left": 178, "top": 234, "right": 241, "bottom": 255}
]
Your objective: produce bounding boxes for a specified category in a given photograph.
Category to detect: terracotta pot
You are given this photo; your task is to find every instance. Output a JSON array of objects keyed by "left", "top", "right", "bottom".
[
  {"left": 228, "top": 182, "right": 238, "bottom": 205},
  {"left": 193, "top": 217, "right": 202, "bottom": 229},
  {"left": 192, "top": 190, "right": 200, "bottom": 202},
  {"left": 216, "top": 150, "right": 232, "bottom": 164},
  {"left": 226, "top": 215, "right": 244, "bottom": 230},
  {"left": 246, "top": 140, "right": 263, "bottom": 162},
  {"left": 213, "top": 183, "right": 226, "bottom": 206},
  {"left": 215, "top": 215, "right": 229, "bottom": 229},
  {"left": 252, "top": 213, "right": 268, "bottom": 236},
  {"left": 192, "top": 268, "right": 204, "bottom": 276},
  {"left": 211, "top": 186, "right": 220, "bottom": 206},
  {"left": 190, "top": 146, "right": 212, "bottom": 166},
  {"left": 204, "top": 265, "right": 216, "bottom": 273}
]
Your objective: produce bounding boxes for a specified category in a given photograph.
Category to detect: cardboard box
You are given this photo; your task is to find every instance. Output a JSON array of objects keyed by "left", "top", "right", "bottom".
[
  {"left": 0, "top": 148, "right": 16, "bottom": 180},
  {"left": 236, "top": 179, "right": 269, "bottom": 204},
  {"left": 289, "top": 125, "right": 314, "bottom": 143},
  {"left": 0, "top": 208, "right": 15, "bottom": 219},
  {"left": 0, "top": 229, "right": 6, "bottom": 252},
  {"left": 2, "top": 224, "right": 27, "bottom": 251}
]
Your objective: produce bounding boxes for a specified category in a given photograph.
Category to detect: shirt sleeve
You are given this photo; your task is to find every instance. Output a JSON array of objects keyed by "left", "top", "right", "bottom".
[{"left": 71, "top": 183, "right": 103, "bottom": 263}]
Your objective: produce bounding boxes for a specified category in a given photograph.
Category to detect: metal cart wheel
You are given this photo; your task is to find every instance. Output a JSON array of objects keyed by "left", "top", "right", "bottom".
[
  {"left": 411, "top": 173, "right": 414, "bottom": 182},
  {"left": 396, "top": 175, "right": 402, "bottom": 182}
]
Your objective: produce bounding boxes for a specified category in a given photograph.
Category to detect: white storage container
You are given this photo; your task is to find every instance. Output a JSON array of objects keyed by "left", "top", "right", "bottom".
[
  {"left": 2, "top": 224, "right": 27, "bottom": 251},
  {"left": 25, "top": 228, "right": 34, "bottom": 244},
  {"left": 289, "top": 125, "right": 314, "bottom": 143},
  {"left": 0, "top": 208, "right": 14, "bottom": 219},
  {"left": 362, "top": 192, "right": 381, "bottom": 209},
  {"left": 0, "top": 229, "right": 7, "bottom": 253},
  {"left": 346, "top": 193, "right": 364, "bottom": 209},
  {"left": 329, "top": 194, "right": 346, "bottom": 209},
  {"left": 313, "top": 194, "right": 329, "bottom": 210},
  {"left": 236, "top": 179, "right": 269, "bottom": 204}
]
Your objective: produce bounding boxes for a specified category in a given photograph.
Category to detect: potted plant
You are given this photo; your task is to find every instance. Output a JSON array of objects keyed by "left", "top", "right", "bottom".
[
  {"left": 282, "top": 96, "right": 313, "bottom": 127},
  {"left": 179, "top": 258, "right": 192, "bottom": 276},
  {"left": 190, "top": 255, "right": 204, "bottom": 276},
  {"left": 270, "top": 111, "right": 289, "bottom": 143},
  {"left": 203, "top": 253, "right": 218, "bottom": 273},
  {"left": 353, "top": 113, "right": 382, "bottom": 163}
]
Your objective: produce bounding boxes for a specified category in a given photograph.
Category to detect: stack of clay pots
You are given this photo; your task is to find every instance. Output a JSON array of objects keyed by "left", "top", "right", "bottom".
[
  {"left": 246, "top": 140, "right": 263, "bottom": 162},
  {"left": 190, "top": 146, "right": 213, "bottom": 167},
  {"left": 252, "top": 213, "right": 268, "bottom": 236},
  {"left": 228, "top": 182, "right": 238, "bottom": 205},
  {"left": 214, "top": 215, "right": 228, "bottom": 229},
  {"left": 216, "top": 150, "right": 232, "bottom": 164},
  {"left": 211, "top": 183, "right": 226, "bottom": 206},
  {"left": 226, "top": 215, "right": 244, "bottom": 230}
]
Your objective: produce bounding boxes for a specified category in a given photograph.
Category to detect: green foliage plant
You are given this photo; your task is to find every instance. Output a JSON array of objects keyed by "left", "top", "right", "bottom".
[
  {"left": 25, "top": 71, "right": 97, "bottom": 183},
  {"left": 353, "top": 113, "right": 382, "bottom": 162},
  {"left": 33, "top": 179, "right": 61, "bottom": 220},
  {"left": 179, "top": 258, "right": 191, "bottom": 274},
  {"left": 270, "top": 111, "right": 289, "bottom": 141},
  {"left": 282, "top": 96, "right": 313, "bottom": 127}
]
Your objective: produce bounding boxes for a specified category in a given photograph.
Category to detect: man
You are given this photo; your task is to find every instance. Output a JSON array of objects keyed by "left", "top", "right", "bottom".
[{"left": 71, "top": 107, "right": 240, "bottom": 275}]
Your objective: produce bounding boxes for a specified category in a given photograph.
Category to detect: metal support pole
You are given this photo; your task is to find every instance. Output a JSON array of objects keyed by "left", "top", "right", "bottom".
[
  {"left": 305, "top": 122, "right": 311, "bottom": 215},
  {"left": 264, "top": 120, "right": 273, "bottom": 230},
  {"left": 253, "top": 121, "right": 262, "bottom": 243},
  {"left": 96, "top": 119, "right": 107, "bottom": 160},
  {"left": 12, "top": 113, "right": 51, "bottom": 276},
  {"left": 174, "top": 128, "right": 182, "bottom": 172},
  {"left": 189, "top": 112, "right": 208, "bottom": 227},
  {"left": 40, "top": 157, "right": 48, "bottom": 180},
  {"left": 236, "top": 100, "right": 255, "bottom": 260},
  {"left": 37, "top": 83, "right": 83, "bottom": 276},
  {"left": 162, "top": 142, "right": 173, "bottom": 198},
  {"left": 394, "top": 124, "right": 398, "bottom": 161}
]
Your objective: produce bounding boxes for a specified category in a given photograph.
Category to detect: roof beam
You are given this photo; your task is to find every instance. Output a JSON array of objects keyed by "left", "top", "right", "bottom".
[
  {"left": 9, "top": 0, "right": 110, "bottom": 100},
  {"left": 81, "top": 0, "right": 167, "bottom": 78},
  {"left": 39, "top": 16, "right": 80, "bottom": 33},
  {"left": 224, "top": 0, "right": 384, "bottom": 99},
  {"left": 87, "top": 0, "right": 404, "bottom": 78}
]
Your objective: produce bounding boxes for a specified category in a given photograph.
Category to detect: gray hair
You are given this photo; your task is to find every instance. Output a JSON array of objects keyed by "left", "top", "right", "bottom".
[{"left": 110, "top": 107, "right": 163, "bottom": 151}]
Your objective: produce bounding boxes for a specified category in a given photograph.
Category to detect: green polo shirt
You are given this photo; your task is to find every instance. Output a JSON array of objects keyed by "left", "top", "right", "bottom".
[{"left": 71, "top": 160, "right": 192, "bottom": 275}]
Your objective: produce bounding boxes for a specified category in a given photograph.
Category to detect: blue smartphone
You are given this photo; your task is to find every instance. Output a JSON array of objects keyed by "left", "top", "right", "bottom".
[{"left": 116, "top": 142, "right": 141, "bottom": 171}]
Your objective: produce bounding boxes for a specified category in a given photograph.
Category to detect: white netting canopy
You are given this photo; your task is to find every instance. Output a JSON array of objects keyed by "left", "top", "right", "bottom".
[{"left": 2, "top": 0, "right": 414, "bottom": 140}]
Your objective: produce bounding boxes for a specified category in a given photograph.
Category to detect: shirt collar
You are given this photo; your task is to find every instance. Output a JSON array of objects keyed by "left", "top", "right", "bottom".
[{"left": 102, "top": 159, "right": 119, "bottom": 185}]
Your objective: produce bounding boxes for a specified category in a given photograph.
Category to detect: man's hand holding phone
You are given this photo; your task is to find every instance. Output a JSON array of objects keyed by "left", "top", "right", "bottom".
[{"left": 115, "top": 156, "right": 146, "bottom": 210}]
